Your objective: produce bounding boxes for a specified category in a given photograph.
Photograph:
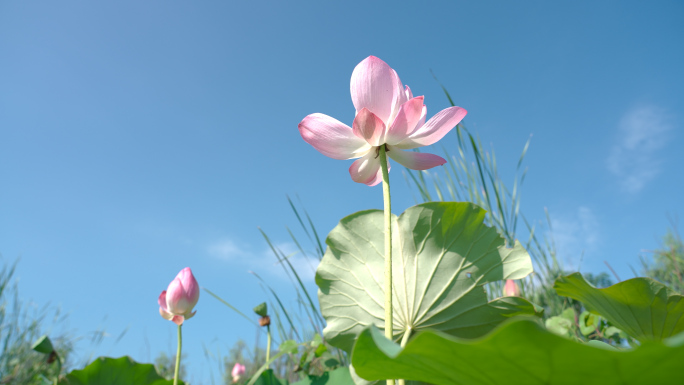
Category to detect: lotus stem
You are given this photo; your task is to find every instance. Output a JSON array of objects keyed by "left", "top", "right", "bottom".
[
  {"left": 400, "top": 327, "right": 412, "bottom": 348},
  {"left": 266, "top": 325, "right": 272, "bottom": 366},
  {"left": 53, "top": 353, "right": 62, "bottom": 385},
  {"left": 379, "top": 145, "right": 394, "bottom": 385},
  {"left": 395, "top": 327, "right": 413, "bottom": 385},
  {"left": 174, "top": 324, "right": 182, "bottom": 385}
]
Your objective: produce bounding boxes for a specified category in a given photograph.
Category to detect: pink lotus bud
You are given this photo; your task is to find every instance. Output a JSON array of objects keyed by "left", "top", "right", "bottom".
[
  {"left": 158, "top": 267, "right": 200, "bottom": 325},
  {"left": 232, "top": 363, "right": 246, "bottom": 383},
  {"left": 503, "top": 279, "right": 521, "bottom": 297}
]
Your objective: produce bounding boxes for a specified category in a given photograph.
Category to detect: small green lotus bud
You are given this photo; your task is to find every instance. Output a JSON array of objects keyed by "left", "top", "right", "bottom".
[
  {"left": 253, "top": 302, "right": 268, "bottom": 317},
  {"left": 31, "top": 335, "right": 54, "bottom": 355}
]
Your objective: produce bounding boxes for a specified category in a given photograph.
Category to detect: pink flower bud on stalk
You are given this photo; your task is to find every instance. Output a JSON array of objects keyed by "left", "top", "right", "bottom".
[
  {"left": 158, "top": 267, "right": 200, "bottom": 325},
  {"left": 504, "top": 279, "right": 521, "bottom": 297},
  {"left": 231, "top": 363, "right": 246, "bottom": 383}
]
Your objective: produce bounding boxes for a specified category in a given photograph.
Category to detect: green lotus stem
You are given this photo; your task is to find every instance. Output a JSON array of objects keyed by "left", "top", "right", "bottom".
[
  {"left": 396, "top": 327, "right": 413, "bottom": 385},
  {"left": 54, "top": 354, "right": 62, "bottom": 385},
  {"left": 378, "top": 145, "right": 394, "bottom": 385},
  {"left": 400, "top": 327, "right": 412, "bottom": 348},
  {"left": 174, "top": 324, "right": 182, "bottom": 385},
  {"left": 266, "top": 325, "right": 272, "bottom": 366}
]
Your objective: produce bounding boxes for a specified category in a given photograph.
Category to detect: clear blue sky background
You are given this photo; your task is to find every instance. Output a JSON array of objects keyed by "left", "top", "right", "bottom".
[{"left": 1, "top": 1, "right": 682, "bottom": 383}]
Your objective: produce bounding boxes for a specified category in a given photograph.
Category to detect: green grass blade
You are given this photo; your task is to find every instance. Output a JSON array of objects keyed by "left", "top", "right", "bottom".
[
  {"left": 303, "top": 208, "right": 325, "bottom": 258},
  {"left": 405, "top": 168, "right": 432, "bottom": 201},
  {"left": 430, "top": 69, "right": 456, "bottom": 107},
  {"left": 287, "top": 195, "right": 314, "bottom": 246},
  {"left": 203, "top": 288, "right": 258, "bottom": 327}
]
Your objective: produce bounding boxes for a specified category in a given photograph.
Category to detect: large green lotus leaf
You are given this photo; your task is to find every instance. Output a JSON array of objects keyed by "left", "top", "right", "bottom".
[
  {"left": 316, "top": 202, "right": 537, "bottom": 353},
  {"left": 554, "top": 272, "right": 684, "bottom": 341},
  {"left": 351, "top": 318, "right": 684, "bottom": 385},
  {"left": 59, "top": 356, "right": 179, "bottom": 385}
]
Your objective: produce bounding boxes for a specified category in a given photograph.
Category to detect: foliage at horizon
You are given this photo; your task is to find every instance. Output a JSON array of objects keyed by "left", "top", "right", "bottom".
[
  {"left": 153, "top": 352, "right": 187, "bottom": 382},
  {"left": 0, "top": 259, "right": 74, "bottom": 385},
  {"left": 641, "top": 228, "right": 684, "bottom": 293}
]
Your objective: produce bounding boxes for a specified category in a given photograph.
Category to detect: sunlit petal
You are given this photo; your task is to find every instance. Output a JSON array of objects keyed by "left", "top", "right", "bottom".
[
  {"left": 387, "top": 69, "right": 408, "bottom": 123},
  {"left": 397, "top": 106, "right": 467, "bottom": 149},
  {"left": 159, "top": 308, "right": 174, "bottom": 321},
  {"left": 387, "top": 146, "right": 446, "bottom": 170},
  {"left": 158, "top": 291, "right": 168, "bottom": 311},
  {"left": 353, "top": 108, "right": 386, "bottom": 147},
  {"left": 404, "top": 85, "right": 413, "bottom": 100},
  {"left": 299, "top": 113, "right": 371, "bottom": 159},
  {"left": 386, "top": 96, "right": 425, "bottom": 145},
  {"left": 351, "top": 56, "right": 403, "bottom": 125},
  {"left": 349, "top": 151, "right": 388, "bottom": 186}
]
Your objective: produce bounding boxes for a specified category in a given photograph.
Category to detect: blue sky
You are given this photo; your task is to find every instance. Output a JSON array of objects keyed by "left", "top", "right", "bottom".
[{"left": 1, "top": 0, "right": 682, "bottom": 383}]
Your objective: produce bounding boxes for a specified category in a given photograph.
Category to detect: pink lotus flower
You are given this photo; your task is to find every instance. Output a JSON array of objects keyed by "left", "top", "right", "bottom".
[
  {"left": 299, "top": 56, "right": 467, "bottom": 186},
  {"left": 503, "top": 279, "right": 521, "bottom": 297},
  {"left": 231, "top": 363, "right": 246, "bottom": 383},
  {"left": 158, "top": 267, "right": 200, "bottom": 325}
]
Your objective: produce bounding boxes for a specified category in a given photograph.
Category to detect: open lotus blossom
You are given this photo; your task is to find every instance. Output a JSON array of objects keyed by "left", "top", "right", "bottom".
[
  {"left": 299, "top": 56, "right": 467, "bottom": 186},
  {"left": 158, "top": 267, "right": 200, "bottom": 325},
  {"left": 231, "top": 363, "right": 246, "bottom": 383},
  {"left": 503, "top": 279, "right": 521, "bottom": 297}
]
